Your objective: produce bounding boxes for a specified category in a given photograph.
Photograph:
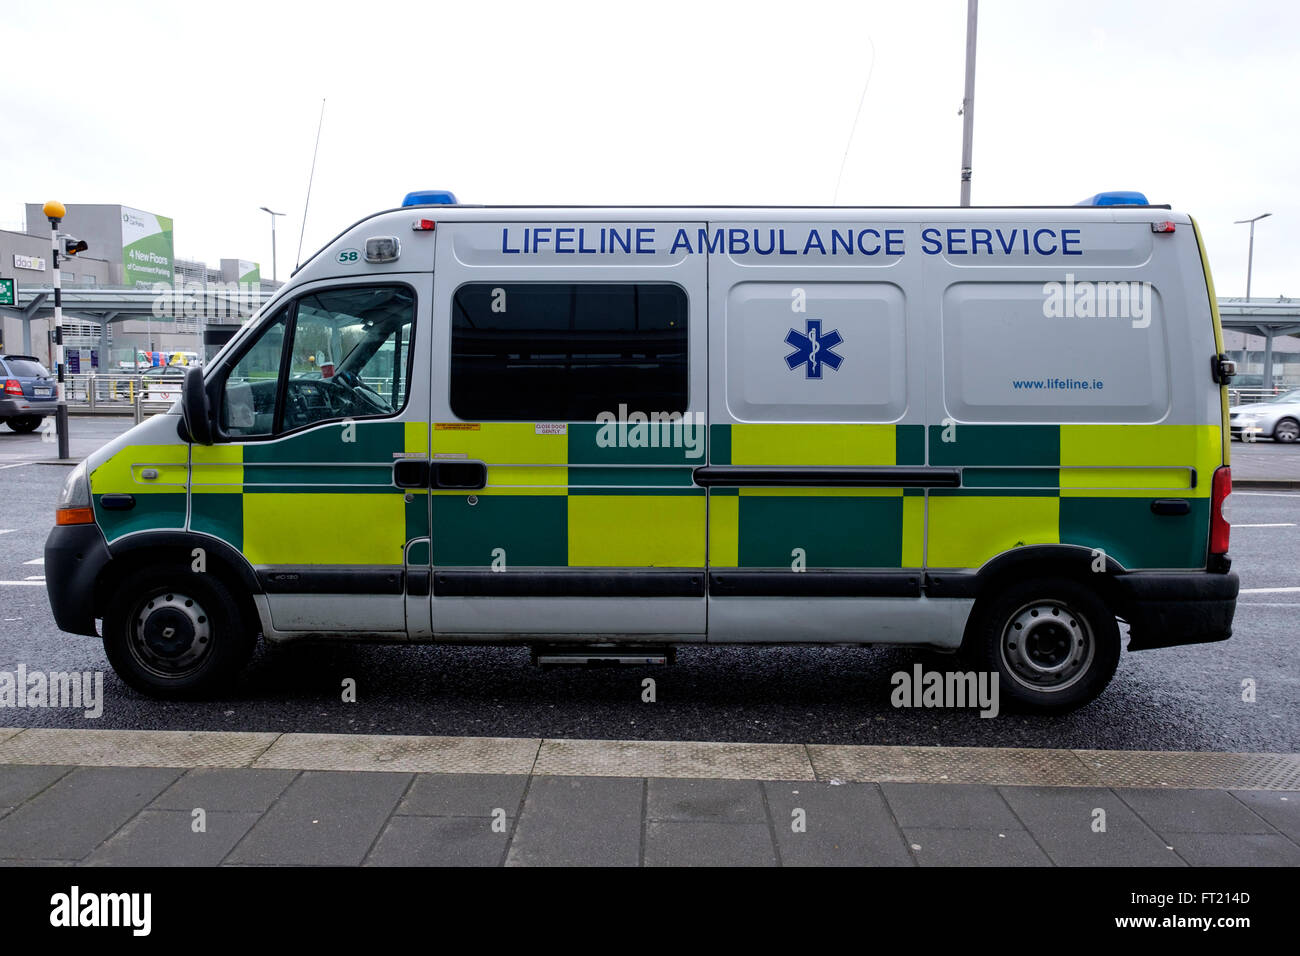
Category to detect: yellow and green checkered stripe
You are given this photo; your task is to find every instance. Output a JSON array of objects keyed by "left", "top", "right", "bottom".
[
  {"left": 926, "top": 423, "right": 1222, "bottom": 570},
  {"left": 429, "top": 421, "right": 705, "bottom": 569},
  {"left": 708, "top": 423, "right": 926, "bottom": 570},
  {"left": 89, "top": 444, "right": 189, "bottom": 541}
]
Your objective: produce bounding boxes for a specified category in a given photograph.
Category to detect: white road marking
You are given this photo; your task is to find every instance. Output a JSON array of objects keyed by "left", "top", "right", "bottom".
[
  {"left": 1239, "top": 586, "right": 1300, "bottom": 594},
  {"left": 22, "top": 558, "right": 43, "bottom": 565},
  {"left": 0, "top": 581, "right": 45, "bottom": 586},
  {"left": 1235, "top": 523, "right": 1297, "bottom": 528},
  {"left": 1234, "top": 491, "right": 1300, "bottom": 498},
  {"left": 23, "top": 575, "right": 44, "bottom": 581},
  {"left": 1237, "top": 602, "right": 1300, "bottom": 607},
  {"left": 0, "top": 530, "right": 14, "bottom": 536},
  {"left": 0, "top": 462, "right": 30, "bottom": 470}
]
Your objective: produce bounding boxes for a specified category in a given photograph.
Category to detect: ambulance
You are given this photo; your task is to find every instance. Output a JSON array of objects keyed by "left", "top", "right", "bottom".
[{"left": 44, "top": 190, "right": 1240, "bottom": 711}]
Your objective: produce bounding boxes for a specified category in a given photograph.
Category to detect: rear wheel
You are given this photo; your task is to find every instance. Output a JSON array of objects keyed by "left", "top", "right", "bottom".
[
  {"left": 6, "top": 416, "right": 40, "bottom": 433},
  {"left": 962, "top": 576, "right": 1120, "bottom": 712},
  {"left": 1273, "top": 417, "right": 1299, "bottom": 443},
  {"left": 102, "top": 563, "right": 256, "bottom": 698}
]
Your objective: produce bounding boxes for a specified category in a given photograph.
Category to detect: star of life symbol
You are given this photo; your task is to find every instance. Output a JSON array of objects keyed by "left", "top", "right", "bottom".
[{"left": 784, "top": 319, "right": 844, "bottom": 379}]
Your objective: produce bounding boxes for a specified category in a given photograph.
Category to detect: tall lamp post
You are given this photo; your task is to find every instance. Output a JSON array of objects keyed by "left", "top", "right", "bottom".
[
  {"left": 1235, "top": 212, "right": 1272, "bottom": 391},
  {"left": 259, "top": 206, "right": 285, "bottom": 282},
  {"left": 1234, "top": 212, "right": 1271, "bottom": 300},
  {"left": 42, "top": 201, "right": 70, "bottom": 460}
]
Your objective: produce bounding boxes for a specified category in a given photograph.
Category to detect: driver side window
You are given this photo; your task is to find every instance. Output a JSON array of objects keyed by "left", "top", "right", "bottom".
[{"left": 219, "top": 284, "right": 416, "bottom": 440}]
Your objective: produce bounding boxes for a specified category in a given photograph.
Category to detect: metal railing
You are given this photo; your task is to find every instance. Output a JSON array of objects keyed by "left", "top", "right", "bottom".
[{"left": 1227, "top": 385, "right": 1298, "bottom": 406}]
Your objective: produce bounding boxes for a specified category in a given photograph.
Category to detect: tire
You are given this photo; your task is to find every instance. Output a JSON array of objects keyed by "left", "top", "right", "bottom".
[
  {"left": 961, "top": 576, "right": 1121, "bottom": 713},
  {"left": 6, "top": 416, "right": 40, "bottom": 433},
  {"left": 1273, "top": 417, "right": 1299, "bottom": 443},
  {"left": 102, "top": 563, "right": 256, "bottom": 698}
]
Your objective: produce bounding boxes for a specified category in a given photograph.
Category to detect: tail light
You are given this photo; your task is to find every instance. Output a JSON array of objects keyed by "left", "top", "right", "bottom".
[
  {"left": 3, "top": 379, "right": 21, "bottom": 396},
  {"left": 1210, "top": 466, "right": 1231, "bottom": 554}
]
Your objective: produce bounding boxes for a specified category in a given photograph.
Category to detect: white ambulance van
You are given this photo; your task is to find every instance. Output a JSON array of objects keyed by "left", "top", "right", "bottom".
[{"left": 46, "top": 190, "right": 1239, "bottom": 711}]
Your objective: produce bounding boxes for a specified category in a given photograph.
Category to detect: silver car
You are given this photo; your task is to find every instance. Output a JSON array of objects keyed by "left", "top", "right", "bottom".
[{"left": 1230, "top": 388, "right": 1300, "bottom": 443}]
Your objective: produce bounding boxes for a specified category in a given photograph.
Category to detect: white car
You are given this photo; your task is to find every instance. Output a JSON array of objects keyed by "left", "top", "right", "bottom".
[{"left": 1229, "top": 388, "right": 1300, "bottom": 443}]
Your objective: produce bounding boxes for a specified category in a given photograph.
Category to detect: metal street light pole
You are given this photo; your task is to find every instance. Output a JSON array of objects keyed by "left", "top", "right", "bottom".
[
  {"left": 1233, "top": 212, "right": 1271, "bottom": 300},
  {"left": 260, "top": 207, "right": 285, "bottom": 282},
  {"left": 959, "top": 0, "right": 978, "bottom": 206},
  {"left": 42, "top": 200, "right": 70, "bottom": 460}
]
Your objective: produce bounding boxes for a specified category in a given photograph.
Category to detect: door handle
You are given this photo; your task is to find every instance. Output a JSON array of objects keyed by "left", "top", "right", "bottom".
[
  {"left": 393, "top": 459, "right": 429, "bottom": 489},
  {"left": 1150, "top": 498, "right": 1191, "bottom": 516},
  {"left": 433, "top": 461, "right": 487, "bottom": 490}
]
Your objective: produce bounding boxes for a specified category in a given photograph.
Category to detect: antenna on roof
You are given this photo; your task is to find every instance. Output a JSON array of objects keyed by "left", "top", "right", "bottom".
[{"left": 296, "top": 98, "right": 326, "bottom": 268}]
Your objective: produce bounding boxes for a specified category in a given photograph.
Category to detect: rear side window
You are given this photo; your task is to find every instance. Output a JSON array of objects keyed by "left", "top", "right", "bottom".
[
  {"left": 4, "top": 358, "right": 48, "bottom": 377},
  {"left": 450, "top": 282, "right": 688, "bottom": 420}
]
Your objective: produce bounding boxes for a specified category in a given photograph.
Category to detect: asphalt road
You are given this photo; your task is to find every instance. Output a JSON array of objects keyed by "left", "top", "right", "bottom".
[{"left": 0, "top": 416, "right": 1297, "bottom": 751}]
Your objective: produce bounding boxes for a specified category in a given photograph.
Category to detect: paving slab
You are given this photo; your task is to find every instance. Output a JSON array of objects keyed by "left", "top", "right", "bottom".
[
  {"left": 882, "top": 782, "right": 1024, "bottom": 830},
  {"left": 365, "top": 816, "right": 508, "bottom": 867},
  {"left": 998, "top": 786, "right": 1186, "bottom": 866},
  {"left": 0, "top": 766, "right": 182, "bottom": 861},
  {"left": 810, "top": 744, "right": 1097, "bottom": 786},
  {"left": 150, "top": 768, "right": 299, "bottom": 813},
  {"left": 644, "top": 821, "right": 777, "bottom": 866},
  {"left": 645, "top": 778, "right": 767, "bottom": 823},
  {"left": 1229, "top": 790, "right": 1300, "bottom": 843},
  {"left": 0, "top": 729, "right": 277, "bottom": 769},
  {"left": 224, "top": 770, "right": 411, "bottom": 866},
  {"left": 505, "top": 775, "right": 643, "bottom": 867},
  {"left": 83, "top": 809, "right": 262, "bottom": 866},
  {"left": 903, "top": 828, "right": 1053, "bottom": 866},
  {"left": 0, "top": 764, "right": 72, "bottom": 810},
  {"left": 764, "top": 781, "right": 915, "bottom": 866},
  {"left": 1116, "top": 788, "right": 1279, "bottom": 835},
  {"left": 535, "top": 738, "right": 814, "bottom": 780},
  {"left": 1165, "top": 833, "right": 1300, "bottom": 866},
  {"left": 396, "top": 772, "right": 529, "bottom": 817}
]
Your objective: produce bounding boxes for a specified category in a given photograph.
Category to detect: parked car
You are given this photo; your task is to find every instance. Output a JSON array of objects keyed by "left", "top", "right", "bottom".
[
  {"left": 1229, "top": 388, "right": 1300, "bottom": 442},
  {"left": 0, "top": 354, "right": 56, "bottom": 433}
]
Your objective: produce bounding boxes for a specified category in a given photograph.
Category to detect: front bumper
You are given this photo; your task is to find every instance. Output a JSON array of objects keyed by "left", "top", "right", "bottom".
[
  {"left": 0, "top": 397, "right": 56, "bottom": 417},
  {"left": 1115, "top": 570, "right": 1239, "bottom": 651},
  {"left": 44, "top": 522, "right": 112, "bottom": 636}
]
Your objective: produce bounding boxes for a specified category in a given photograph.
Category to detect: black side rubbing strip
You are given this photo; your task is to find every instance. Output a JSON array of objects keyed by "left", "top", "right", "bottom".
[
  {"left": 98, "top": 494, "right": 135, "bottom": 511},
  {"left": 435, "top": 570, "right": 705, "bottom": 598},
  {"left": 1151, "top": 499, "right": 1191, "bottom": 516},
  {"left": 709, "top": 571, "right": 923, "bottom": 598},
  {"left": 693, "top": 466, "right": 961, "bottom": 488},
  {"left": 258, "top": 567, "right": 404, "bottom": 595}
]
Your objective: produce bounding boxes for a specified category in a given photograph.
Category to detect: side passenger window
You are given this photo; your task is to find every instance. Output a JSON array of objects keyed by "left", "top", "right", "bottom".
[{"left": 218, "top": 285, "right": 416, "bottom": 439}]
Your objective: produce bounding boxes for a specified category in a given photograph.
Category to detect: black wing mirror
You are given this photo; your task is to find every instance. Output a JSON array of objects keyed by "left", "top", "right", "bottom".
[{"left": 182, "top": 365, "right": 213, "bottom": 445}]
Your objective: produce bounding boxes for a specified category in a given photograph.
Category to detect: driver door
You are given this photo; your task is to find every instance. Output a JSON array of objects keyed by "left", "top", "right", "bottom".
[{"left": 190, "top": 280, "right": 428, "bottom": 635}]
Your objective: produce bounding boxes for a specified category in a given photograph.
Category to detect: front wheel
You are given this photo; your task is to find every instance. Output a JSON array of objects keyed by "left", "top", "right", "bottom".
[
  {"left": 962, "top": 576, "right": 1121, "bottom": 713},
  {"left": 102, "top": 564, "right": 256, "bottom": 698},
  {"left": 6, "top": 416, "right": 41, "bottom": 433}
]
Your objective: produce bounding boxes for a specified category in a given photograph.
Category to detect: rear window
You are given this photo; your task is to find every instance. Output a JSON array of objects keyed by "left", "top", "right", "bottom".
[{"left": 3, "top": 358, "right": 48, "bottom": 377}]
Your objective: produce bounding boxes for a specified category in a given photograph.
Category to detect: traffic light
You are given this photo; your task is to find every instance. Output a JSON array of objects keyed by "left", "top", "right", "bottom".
[{"left": 62, "top": 236, "right": 88, "bottom": 256}]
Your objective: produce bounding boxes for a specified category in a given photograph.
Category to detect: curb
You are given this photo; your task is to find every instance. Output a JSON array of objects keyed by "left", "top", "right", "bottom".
[{"left": 1, "top": 728, "right": 1297, "bottom": 790}]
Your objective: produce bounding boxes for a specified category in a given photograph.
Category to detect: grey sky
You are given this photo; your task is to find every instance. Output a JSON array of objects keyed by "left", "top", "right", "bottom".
[{"left": 1, "top": 0, "right": 1293, "bottom": 296}]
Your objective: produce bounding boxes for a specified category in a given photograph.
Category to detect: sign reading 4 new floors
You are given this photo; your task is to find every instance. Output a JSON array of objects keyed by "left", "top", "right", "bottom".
[{"left": 121, "top": 206, "right": 175, "bottom": 287}]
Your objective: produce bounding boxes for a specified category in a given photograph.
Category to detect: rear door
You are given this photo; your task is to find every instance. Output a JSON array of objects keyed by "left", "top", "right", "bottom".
[{"left": 428, "top": 219, "right": 708, "bottom": 641}]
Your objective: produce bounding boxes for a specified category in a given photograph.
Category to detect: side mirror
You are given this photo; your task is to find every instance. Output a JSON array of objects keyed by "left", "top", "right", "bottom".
[{"left": 182, "top": 365, "right": 214, "bottom": 445}]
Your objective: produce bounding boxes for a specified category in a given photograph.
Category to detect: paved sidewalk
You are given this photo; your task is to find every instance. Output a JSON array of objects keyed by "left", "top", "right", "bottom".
[{"left": 0, "top": 730, "right": 1296, "bottom": 866}]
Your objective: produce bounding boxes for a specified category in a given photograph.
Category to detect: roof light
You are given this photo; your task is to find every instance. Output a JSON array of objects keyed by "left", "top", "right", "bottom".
[
  {"left": 411, "top": 218, "right": 436, "bottom": 231},
  {"left": 402, "top": 190, "right": 458, "bottom": 207},
  {"left": 1077, "top": 191, "right": 1150, "bottom": 206},
  {"left": 1151, "top": 220, "right": 1176, "bottom": 233}
]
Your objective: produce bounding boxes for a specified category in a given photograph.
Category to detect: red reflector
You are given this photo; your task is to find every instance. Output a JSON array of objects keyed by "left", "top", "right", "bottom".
[
  {"left": 411, "top": 219, "right": 436, "bottom": 231},
  {"left": 3, "top": 379, "right": 21, "bottom": 396},
  {"left": 1210, "top": 466, "right": 1231, "bottom": 554},
  {"left": 1151, "top": 220, "right": 1176, "bottom": 233}
]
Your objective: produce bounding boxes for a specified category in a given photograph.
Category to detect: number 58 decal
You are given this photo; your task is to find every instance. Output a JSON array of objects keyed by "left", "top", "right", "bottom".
[{"left": 336, "top": 248, "right": 361, "bottom": 264}]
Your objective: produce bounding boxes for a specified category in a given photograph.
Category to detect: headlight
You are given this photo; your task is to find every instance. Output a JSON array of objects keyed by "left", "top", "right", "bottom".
[{"left": 55, "top": 460, "right": 93, "bottom": 524}]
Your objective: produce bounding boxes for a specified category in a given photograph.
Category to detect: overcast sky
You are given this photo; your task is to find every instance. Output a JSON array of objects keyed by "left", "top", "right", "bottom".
[{"left": 1, "top": 0, "right": 1294, "bottom": 296}]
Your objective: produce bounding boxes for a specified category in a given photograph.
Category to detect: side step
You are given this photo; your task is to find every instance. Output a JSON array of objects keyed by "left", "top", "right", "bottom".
[{"left": 532, "top": 645, "right": 675, "bottom": 667}]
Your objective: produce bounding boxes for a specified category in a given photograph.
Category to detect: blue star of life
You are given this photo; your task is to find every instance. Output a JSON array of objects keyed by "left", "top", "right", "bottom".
[{"left": 784, "top": 319, "right": 844, "bottom": 379}]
